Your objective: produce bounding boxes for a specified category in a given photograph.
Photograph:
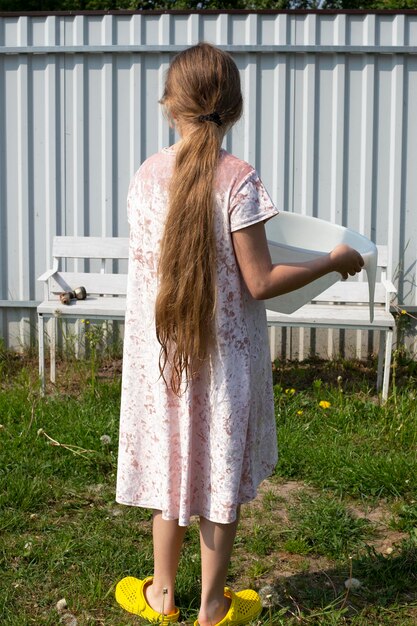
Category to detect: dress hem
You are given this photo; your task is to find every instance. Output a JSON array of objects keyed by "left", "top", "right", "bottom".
[{"left": 115, "top": 467, "right": 277, "bottom": 527}]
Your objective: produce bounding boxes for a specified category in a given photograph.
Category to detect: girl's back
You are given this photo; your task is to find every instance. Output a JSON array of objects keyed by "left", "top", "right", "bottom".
[{"left": 116, "top": 145, "right": 278, "bottom": 526}]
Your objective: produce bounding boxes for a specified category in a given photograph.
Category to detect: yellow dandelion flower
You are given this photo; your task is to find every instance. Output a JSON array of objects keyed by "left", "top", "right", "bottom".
[
  {"left": 319, "top": 400, "right": 331, "bottom": 409},
  {"left": 401, "top": 309, "right": 407, "bottom": 315},
  {"left": 297, "top": 410, "right": 303, "bottom": 415},
  {"left": 285, "top": 388, "right": 296, "bottom": 396}
]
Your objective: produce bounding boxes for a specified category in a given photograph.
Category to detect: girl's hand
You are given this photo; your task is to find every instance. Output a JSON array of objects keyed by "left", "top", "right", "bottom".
[{"left": 329, "top": 244, "right": 364, "bottom": 280}]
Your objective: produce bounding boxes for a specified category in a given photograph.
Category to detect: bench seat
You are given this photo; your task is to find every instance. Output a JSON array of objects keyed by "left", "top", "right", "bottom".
[
  {"left": 37, "top": 296, "right": 127, "bottom": 319},
  {"left": 267, "top": 305, "right": 394, "bottom": 329}
]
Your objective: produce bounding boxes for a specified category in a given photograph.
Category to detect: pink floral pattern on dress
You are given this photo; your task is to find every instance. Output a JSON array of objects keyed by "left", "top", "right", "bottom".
[{"left": 116, "top": 148, "right": 279, "bottom": 526}]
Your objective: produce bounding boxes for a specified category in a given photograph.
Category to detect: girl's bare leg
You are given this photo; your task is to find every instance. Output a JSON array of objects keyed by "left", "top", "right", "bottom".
[
  {"left": 145, "top": 511, "right": 187, "bottom": 614},
  {"left": 197, "top": 511, "right": 240, "bottom": 626}
]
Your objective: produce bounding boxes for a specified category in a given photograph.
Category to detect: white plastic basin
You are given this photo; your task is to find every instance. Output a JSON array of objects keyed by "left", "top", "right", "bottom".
[{"left": 265, "top": 212, "right": 378, "bottom": 322}]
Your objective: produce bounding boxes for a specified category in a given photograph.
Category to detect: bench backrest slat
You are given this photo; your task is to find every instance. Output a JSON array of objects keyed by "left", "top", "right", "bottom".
[
  {"left": 47, "top": 239, "right": 390, "bottom": 304},
  {"left": 52, "top": 236, "right": 129, "bottom": 260}
]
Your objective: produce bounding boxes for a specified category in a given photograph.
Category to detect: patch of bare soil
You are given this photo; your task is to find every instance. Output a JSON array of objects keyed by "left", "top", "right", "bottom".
[{"left": 347, "top": 501, "right": 407, "bottom": 557}]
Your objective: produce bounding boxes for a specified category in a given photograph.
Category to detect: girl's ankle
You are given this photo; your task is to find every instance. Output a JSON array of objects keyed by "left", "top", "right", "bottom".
[
  {"left": 198, "top": 595, "right": 231, "bottom": 626},
  {"left": 145, "top": 581, "right": 176, "bottom": 615}
]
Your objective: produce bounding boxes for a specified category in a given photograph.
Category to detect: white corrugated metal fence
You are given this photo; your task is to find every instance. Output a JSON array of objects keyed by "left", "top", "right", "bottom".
[{"left": 1, "top": 10, "right": 416, "bottom": 357}]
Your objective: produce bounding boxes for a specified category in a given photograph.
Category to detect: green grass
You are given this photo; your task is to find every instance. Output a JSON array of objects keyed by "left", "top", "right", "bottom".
[
  {"left": 1, "top": 353, "right": 417, "bottom": 624},
  {"left": 285, "top": 492, "right": 373, "bottom": 560},
  {"left": 390, "top": 503, "right": 417, "bottom": 532}
]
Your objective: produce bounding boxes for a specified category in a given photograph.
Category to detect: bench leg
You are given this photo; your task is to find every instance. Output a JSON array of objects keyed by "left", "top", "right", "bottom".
[
  {"left": 327, "top": 328, "right": 334, "bottom": 359},
  {"left": 381, "top": 329, "right": 394, "bottom": 403},
  {"left": 38, "top": 313, "right": 45, "bottom": 396},
  {"left": 356, "top": 329, "right": 362, "bottom": 360},
  {"left": 298, "top": 328, "right": 304, "bottom": 361},
  {"left": 377, "top": 331, "right": 386, "bottom": 391},
  {"left": 50, "top": 316, "right": 57, "bottom": 384},
  {"left": 75, "top": 318, "right": 81, "bottom": 359},
  {"left": 269, "top": 325, "right": 277, "bottom": 362}
]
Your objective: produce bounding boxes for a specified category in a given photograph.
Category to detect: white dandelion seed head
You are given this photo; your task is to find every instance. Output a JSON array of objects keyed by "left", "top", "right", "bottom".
[
  {"left": 111, "top": 507, "right": 124, "bottom": 517},
  {"left": 344, "top": 577, "right": 362, "bottom": 590},
  {"left": 259, "top": 585, "right": 281, "bottom": 607},
  {"left": 56, "top": 598, "right": 68, "bottom": 612},
  {"left": 100, "top": 434, "right": 111, "bottom": 445}
]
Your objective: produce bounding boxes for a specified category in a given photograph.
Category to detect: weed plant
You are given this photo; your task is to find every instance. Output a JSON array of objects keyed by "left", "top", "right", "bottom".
[{"left": 0, "top": 353, "right": 416, "bottom": 624}]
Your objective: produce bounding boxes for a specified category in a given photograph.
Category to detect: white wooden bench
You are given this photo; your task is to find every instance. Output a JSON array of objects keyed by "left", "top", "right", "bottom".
[
  {"left": 266, "top": 245, "right": 397, "bottom": 401},
  {"left": 38, "top": 238, "right": 396, "bottom": 401},
  {"left": 37, "top": 236, "right": 129, "bottom": 392}
]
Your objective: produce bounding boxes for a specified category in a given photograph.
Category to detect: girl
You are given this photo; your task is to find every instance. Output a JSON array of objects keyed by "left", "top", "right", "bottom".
[{"left": 115, "top": 43, "right": 363, "bottom": 626}]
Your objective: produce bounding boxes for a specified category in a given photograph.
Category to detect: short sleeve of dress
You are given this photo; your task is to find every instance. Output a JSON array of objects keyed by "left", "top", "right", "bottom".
[{"left": 229, "top": 170, "right": 279, "bottom": 233}]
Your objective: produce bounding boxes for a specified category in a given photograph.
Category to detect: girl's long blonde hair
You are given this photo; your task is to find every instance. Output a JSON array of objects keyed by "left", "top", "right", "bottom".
[{"left": 156, "top": 43, "right": 243, "bottom": 395}]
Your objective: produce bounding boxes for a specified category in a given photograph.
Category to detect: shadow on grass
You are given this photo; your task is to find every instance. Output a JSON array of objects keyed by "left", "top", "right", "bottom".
[{"left": 265, "top": 536, "right": 417, "bottom": 623}]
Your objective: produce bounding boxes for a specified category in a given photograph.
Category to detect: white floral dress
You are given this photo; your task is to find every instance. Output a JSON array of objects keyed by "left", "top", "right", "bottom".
[{"left": 116, "top": 147, "right": 279, "bottom": 526}]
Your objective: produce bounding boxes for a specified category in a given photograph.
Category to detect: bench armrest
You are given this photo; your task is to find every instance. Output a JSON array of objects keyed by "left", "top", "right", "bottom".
[
  {"left": 38, "top": 268, "right": 58, "bottom": 282},
  {"left": 381, "top": 278, "right": 397, "bottom": 294},
  {"left": 38, "top": 268, "right": 60, "bottom": 301},
  {"left": 382, "top": 278, "right": 397, "bottom": 312}
]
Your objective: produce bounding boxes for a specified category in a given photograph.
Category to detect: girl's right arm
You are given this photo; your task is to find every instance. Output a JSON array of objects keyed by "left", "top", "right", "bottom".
[{"left": 232, "top": 222, "right": 364, "bottom": 301}]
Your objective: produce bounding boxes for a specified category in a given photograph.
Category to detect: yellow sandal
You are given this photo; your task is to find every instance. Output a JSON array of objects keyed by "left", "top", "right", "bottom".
[
  {"left": 194, "top": 587, "right": 262, "bottom": 626},
  {"left": 115, "top": 576, "right": 180, "bottom": 623}
]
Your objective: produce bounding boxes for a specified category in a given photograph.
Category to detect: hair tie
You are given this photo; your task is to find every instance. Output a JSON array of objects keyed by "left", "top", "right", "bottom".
[{"left": 198, "top": 112, "right": 223, "bottom": 127}]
